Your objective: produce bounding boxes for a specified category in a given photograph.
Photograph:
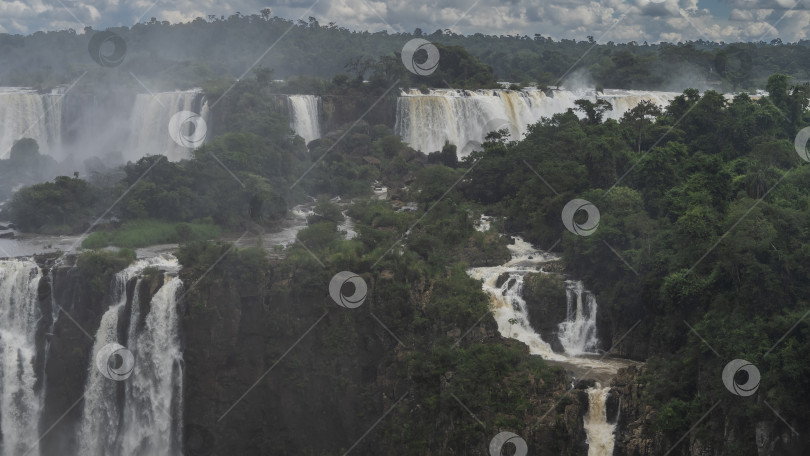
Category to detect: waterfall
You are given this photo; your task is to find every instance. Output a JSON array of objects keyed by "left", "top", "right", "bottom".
[
  {"left": 468, "top": 238, "right": 564, "bottom": 361},
  {"left": 0, "top": 259, "right": 44, "bottom": 456},
  {"left": 584, "top": 386, "right": 616, "bottom": 456},
  {"left": 126, "top": 90, "right": 208, "bottom": 162},
  {"left": 0, "top": 89, "right": 62, "bottom": 160},
  {"left": 395, "top": 88, "right": 679, "bottom": 156},
  {"left": 558, "top": 280, "right": 599, "bottom": 355},
  {"left": 77, "top": 255, "right": 183, "bottom": 456},
  {"left": 288, "top": 95, "right": 321, "bottom": 144}
]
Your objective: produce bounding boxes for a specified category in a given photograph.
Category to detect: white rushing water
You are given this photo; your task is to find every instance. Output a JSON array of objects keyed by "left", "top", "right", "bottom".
[
  {"left": 584, "top": 386, "right": 616, "bottom": 456},
  {"left": 77, "top": 255, "right": 183, "bottom": 456},
  {"left": 0, "top": 88, "right": 62, "bottom": 160},
  {"left": 126, "top": 89, "right": 209, "bottom": 162},
  {"left": 558, "top": 280, "right": 600, "bottom": 356},
  {"left": 0, "top": 259, "right": 44, "bottom": 456},
  {"left": 468, "top": 229, "right": 634, "bottom": 455},
  {"left": 395, "top": 88, "right": 679, "bottom": 156},
  {"left": 288, "top": 95, "right": 321, "bottom": 145}
]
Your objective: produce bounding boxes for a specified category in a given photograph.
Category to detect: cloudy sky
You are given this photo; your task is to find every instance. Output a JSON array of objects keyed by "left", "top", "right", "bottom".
[{"left": 1, "top": 0, "right": 808, "bottom": 43}]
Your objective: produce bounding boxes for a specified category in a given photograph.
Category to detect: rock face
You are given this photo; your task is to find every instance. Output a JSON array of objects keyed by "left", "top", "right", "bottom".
[
  {"left": 179, "top": 261, "right": 594, "bottom": 455},
  {"left": 523, "top": 272, "right": 568, "bottom": 353}
]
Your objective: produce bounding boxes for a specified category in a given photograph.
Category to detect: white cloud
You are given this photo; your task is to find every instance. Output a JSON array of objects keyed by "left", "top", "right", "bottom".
[{"left": 0, "top": 0, "right": 807, "bottom": 44}]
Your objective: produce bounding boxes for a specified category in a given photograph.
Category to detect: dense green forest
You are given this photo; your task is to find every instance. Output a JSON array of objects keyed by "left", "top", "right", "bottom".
[{"left": 2, "top": 11, "right": 810, "bottom": 92}]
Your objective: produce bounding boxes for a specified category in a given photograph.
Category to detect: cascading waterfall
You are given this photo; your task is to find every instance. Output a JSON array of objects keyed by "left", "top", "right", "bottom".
[
  {"left": 126, "top": 90, "right": 209, "bottom": 162},
  {"left": 288, "top": 95, "right": 322, "bottom": 144},
  {"left": 584, "top": 386, "right": 616, "bottom": 456},
  {"left": 558, "top": 280, "right": 599, "bottom": 355},
  {"left": 468, "top": 231, "right": 629, "bottom": 455},
  {"left": 0, "top": 259, "right": 44, "bottom": 456},
  {"left": 77, "top": 255, "right": 183, "bottom": 456},
  {"left": 0, "top": 88, "right": 62, "bottom": 159},
  {"left": 395, "top": 88, "right": 679, "bottom": 156}
]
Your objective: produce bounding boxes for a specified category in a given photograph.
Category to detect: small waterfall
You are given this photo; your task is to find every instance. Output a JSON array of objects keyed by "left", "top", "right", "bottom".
[
  {"left": 395, "top": 88, "right": 679, "bottom": 156},
  {"left": 468, "top": 238, "right": 564, "bottom": 361},
  {"left": 0, "top": 259, "right": 44, "bottom": 456},
  {"left": 558, "top": 280, "right": 599, "bottom": 355},
  {"left": 126, "top": 89, "right": 208, "bottom": 162},
  {"left": 584, "top": 386, "right": 616, "bottom": 456},
  {"left": 0, "top": 89, "right": 62, "bottom": 159},
  {"left": 77, "top": 255, "right": 183, "bottom": 456},
  {"left": 288, "top": 95, "right": 321, "bottom": 144}
]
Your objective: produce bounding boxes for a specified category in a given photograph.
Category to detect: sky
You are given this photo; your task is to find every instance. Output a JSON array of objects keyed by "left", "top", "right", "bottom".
[{"left": 0, "top": 0, "right": 808, "bottom": 43}]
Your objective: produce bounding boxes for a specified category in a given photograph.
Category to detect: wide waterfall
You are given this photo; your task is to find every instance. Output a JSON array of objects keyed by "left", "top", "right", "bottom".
[
  {"left": 395, "top": 88, "right": 679, "bottom": 156},
  {"left": 0, "top": 89, "right": 62, "bottom": 160},
  {"left": 126, "top": 90, "right": 209, "bottom": 162},
  {"left": 0, "top": 259, "right": 44, "bottom": 456},
  {"left": 288, "top": 95, "right": 321, "bottom": 145},
  {"left": 77, "top": 255, "right": 183, "bottom": 456},
  {"left": 584, "top": 386, "right": 617, "bottom": 456},
  {"left": 558, "top": 280, "right": 599, "bottom": 355}
]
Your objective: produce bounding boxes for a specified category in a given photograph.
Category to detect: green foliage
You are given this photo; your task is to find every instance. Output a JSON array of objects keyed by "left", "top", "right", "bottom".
[
  {"left": 8, "top": 175, "right": 100, "bottom": 233},
  {"left": 81, "top": 220, "right": 220, "bottom": 249}
]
